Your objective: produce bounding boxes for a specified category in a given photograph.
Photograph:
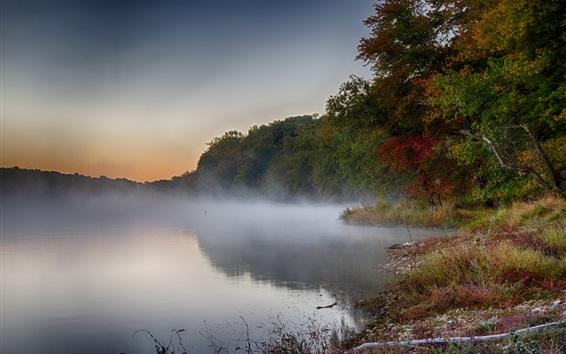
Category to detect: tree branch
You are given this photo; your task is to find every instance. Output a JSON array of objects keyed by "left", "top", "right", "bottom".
[
  {"left": 459, "top": 130, "right": 554, "bottom": 191},
  {"left": 460, "top": 130, "right": 515, "bottom": 170}
]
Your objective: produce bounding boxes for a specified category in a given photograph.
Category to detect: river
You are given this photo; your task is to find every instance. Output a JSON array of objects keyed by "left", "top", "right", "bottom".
[{"left": 1, "top": 195, "right": 435, "bottom": 353}]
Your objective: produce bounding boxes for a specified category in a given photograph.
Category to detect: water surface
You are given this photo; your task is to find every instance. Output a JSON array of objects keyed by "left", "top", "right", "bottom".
[{"left": 1, "top": 196, "right": 435, "bottom": 353}]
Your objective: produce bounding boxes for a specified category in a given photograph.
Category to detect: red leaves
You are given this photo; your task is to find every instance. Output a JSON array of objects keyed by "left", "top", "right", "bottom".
[
  {"left": 378, "top": 135, "right": 455, "bottom": 201},
  {"left": 378, "top": 135, "right": 440, "bottom": 172}
]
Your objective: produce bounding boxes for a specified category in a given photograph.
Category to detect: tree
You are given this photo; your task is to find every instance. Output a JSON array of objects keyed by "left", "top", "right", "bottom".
[
  {"left": 196, "top": 131, "right": 245, "bottom": 190},
  {"left": 379, "top": 135, "right": 458, "bottom": 206},
  {"left": 317, "top": 76, "right": 393, "bottom": 199},
  {"left": 358, "top": 0, "right": 470, "bottom": 135},
  {"left": 325, "top": 76, "right": 383, "bottom": 131},
  {"left": 356, "top": 0, "right": 476, "bottom": 203},
  {"left": 429, "top": 0, "right": 566, "bottom": 194}
]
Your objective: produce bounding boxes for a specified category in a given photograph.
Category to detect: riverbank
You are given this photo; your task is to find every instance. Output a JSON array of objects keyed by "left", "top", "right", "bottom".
[
  {"left": 343, "top": 196, "right": 566, "bottom": 353},
  {"left": 341, "top": 199, "right": 473, "bottom": 228}
]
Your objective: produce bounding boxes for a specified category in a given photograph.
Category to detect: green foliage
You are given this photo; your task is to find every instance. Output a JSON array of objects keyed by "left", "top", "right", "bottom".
[
  {"left": 189, "top": 76, "right": 397, "bottom": 200},
  {"left": 430, "top": 0, "right": 566, "bottom": 194},
  {"left": 325, "top": 75, "right": 382, "bottom": 131},
  {"left": 197, "top": 130, "right": 245, "bottom": 190},
  {"left": 506, "top": 332, "right": 539, "bottom": 354},
  {"left": 194, "top": 116, "right": 323, "bottom": 198}
]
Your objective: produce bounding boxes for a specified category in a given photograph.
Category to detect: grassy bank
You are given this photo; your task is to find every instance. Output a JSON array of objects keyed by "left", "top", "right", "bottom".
[
  {"left": 345, "top": 196, "right": 566, "bottom": 353},
  {"left": 340, "top": 199, "right": 473, "bottom": 228}
]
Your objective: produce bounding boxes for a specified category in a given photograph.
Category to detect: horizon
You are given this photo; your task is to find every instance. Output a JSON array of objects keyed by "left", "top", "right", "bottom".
[
  {"left": 1, "top": 0, "right": 373, "bottom": 182},
  {"left": 1, "top": 114, "right": 321, "bottom": 183}
]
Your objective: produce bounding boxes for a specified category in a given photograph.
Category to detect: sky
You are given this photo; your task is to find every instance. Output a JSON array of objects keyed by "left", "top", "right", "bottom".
[{"left": 1, "top": 0, "right": 374, "bottom": 181}]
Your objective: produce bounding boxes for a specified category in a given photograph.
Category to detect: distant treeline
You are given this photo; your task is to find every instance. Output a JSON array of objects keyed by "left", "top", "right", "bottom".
[
  {"left": 0, "top": 167, "right": 148, "bottom": 198},
  {"left": 4, "top": 0, "right": 565, "bottom": 205}
]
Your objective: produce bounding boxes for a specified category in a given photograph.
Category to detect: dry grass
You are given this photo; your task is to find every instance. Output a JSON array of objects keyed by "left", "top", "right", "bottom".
[
  {"left": 396, "top": 196, "right": 566, "bottom": 319},
  {"left": 539, "top": 227, "right": 566, "bottom": 255},
  {"left": 343, "top": 196, "right": 566, "bottom": 354},
  {"left": 464, "top": 195, "right": 565, "bottom": 232},
  {"left": 341, "top": 199, "right": 467, "bottom": 228}
]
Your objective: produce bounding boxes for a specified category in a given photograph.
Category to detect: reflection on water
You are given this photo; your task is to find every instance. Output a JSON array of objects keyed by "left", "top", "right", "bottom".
[{"left": 1, "top": 197, "right": 436, "bottom": 354}]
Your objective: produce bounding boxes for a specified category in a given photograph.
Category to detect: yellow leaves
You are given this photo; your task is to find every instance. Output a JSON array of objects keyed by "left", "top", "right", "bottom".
[{"left": 468, "top": 0, "right": 539, "bottom": 53}]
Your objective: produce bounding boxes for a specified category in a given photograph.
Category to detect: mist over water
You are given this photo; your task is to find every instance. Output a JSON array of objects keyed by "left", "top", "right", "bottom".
[{"left": 1, "top": 194, "right": 434, "bottom": 353}]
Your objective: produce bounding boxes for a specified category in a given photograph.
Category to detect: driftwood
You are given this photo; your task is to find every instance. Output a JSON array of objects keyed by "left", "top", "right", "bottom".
[
  {"left": 345, "top": 320, "right": 566, "bottom": 353},
  {"left": 316, "top": 302, "right": 338, "bottom": 309},
  {"left": 387, "top": 242, "right": 414, "bottom": 250}
]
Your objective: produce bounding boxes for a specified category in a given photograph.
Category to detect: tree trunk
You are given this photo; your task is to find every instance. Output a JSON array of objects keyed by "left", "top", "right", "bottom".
[{"left": 520, "top": 124, "right": 563, "bottom": 192}]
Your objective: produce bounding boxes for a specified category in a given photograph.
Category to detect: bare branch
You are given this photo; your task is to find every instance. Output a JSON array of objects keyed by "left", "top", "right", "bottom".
[
  {"left": 459, "top": 129, "right": 554, "bottom": 191},
  {"left": 459, "top": 130, "right": 516, "bottom": 170}
]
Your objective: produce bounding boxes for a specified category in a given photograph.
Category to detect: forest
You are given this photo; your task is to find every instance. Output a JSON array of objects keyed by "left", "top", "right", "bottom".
[{"left": 166, "top": 0, "right": 565, "bottom": 207}]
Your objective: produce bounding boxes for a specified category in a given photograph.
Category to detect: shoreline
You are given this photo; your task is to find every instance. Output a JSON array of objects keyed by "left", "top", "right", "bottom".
[{"left": 342, "top": 196, "right": 566, "bottom": 353}]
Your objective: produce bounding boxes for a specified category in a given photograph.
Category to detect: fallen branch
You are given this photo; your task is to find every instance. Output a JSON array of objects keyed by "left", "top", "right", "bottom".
[{"left": 345, "top": 319, "right": 566, "bottom": 353}]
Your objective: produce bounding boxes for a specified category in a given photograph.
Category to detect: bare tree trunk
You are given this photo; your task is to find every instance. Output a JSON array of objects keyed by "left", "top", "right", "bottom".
[
  {"left": 417, "top": 170, "right": 443, "bottom": 209},
  {"left": 520, "top": 124, "right": 563, "bottom": 192}
]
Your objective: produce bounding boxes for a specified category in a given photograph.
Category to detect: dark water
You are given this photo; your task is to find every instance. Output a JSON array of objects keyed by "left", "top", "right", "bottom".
[{"left": 1, "top": 196, "right": 435, "bottom": 353}]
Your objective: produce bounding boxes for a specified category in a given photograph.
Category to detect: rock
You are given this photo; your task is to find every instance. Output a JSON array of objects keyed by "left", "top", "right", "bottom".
[{"left": 388, "top": 243, "right": 403, "bottom": 249}]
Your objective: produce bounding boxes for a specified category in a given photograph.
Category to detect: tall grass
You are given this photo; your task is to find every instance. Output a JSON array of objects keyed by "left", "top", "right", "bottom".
[
  {"left": 341, "top": 199, "right": 465, "bottom": 227},
  {"left": 539, "top": 227, "right": 566, "bottom": 255},
  {"left": 464, "top": 195, "right": 566, "bottom": 232},
  {"left": 132, "top": 315, "right": 353, "bottom": 354},
  {"left": 395, "top": 196, "right": 566, "bottom": 317}
]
